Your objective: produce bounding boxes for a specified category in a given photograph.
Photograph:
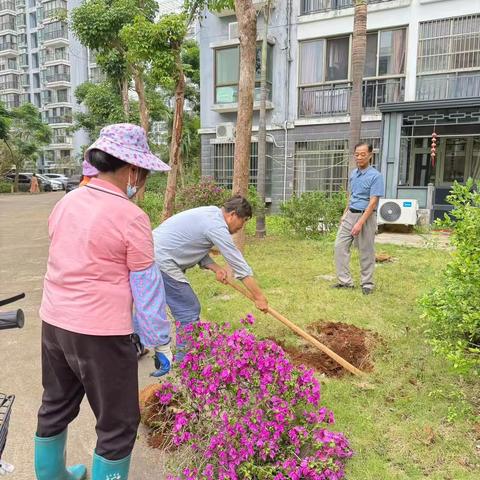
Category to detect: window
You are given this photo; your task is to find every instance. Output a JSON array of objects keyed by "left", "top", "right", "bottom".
[
  {"left": 29, "top": 12, "right": 37, "bottom": 28},
  {"left": 418, "top": 15, "right": 480, "bottom": 73},
  {"left": 32, "top": 53, "right": 39, "bottom": 69},
  {"left": 19, "top": 53, "right": 28, "bottom": 67},
  {"left": 326, "top": 37, "right": 349, "bottom": 81},
  {"left": 33, "top": 72, "right": 40, "bottom": 88},
  {"left": 34, "top": 92, "right": 41, "bottom": 107},
  {"left": 30, "top": 32, "right": 38, "bottom": 49},
  {"left": 214, "top": 44, "right": 273, "bottom": 104},
  {"left": 57, "top": 88, "right": 68, "bottom": 102},
  {"left": 213, "top": 142, "right": 272, "bottom": 195},
  {"left": 21, "top": 73, "right": 29, "bottom": 87},
  {"left": 294, "top": 140, "right": 348, "bottom": 194},
  {"left": 417, "top": 15, "right": 480, "bottom": 100},
  {"left": 42, "top": 21, "right": 68, "bottom": 42},
  {"left": 299, "top": 29, "right": 406, "bottom": 117}
]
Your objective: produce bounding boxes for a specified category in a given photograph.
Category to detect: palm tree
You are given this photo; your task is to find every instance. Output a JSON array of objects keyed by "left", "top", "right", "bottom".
[{"left": 348, "top": 0, "right": 368, "bottom": 172}]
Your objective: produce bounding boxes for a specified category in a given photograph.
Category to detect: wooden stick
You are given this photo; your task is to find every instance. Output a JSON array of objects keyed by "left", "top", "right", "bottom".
[{"left": 226, "top": 279, "right": 365, "bottom": 377}]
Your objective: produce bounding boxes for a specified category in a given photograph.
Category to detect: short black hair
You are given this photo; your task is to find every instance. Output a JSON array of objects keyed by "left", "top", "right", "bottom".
[
  {"left": 354, "top": 142, "right": 373, "bottom": 153},
  {"left": 223, "top": 195, "right": 253, "bottom": 219},
  {"left": 88, "top": 149, "right": 128, "bottom": 173}
]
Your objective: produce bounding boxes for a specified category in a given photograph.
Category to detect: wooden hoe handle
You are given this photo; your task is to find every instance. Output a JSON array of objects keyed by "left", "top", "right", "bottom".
[{"left": 226, "top": 279, "right": 365, "bottom": 377}]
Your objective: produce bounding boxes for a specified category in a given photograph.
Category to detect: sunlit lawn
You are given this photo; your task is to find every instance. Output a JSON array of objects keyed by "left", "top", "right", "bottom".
[{"left": 186, "top": 225, "right": 479, "bottom": 480}]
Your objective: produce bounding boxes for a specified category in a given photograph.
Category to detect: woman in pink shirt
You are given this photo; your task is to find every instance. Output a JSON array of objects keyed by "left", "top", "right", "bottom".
[{"left": 34, "top": 124, "right": 171, "bottom": 480}]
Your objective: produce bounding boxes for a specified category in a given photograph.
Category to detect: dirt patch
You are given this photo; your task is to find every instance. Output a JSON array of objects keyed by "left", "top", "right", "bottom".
[
  {"left": 375, "top": 252, "right": 393, "bottom": 263},
  {"left": 269, "top": 321, "right": 378, "bottom": 377}
]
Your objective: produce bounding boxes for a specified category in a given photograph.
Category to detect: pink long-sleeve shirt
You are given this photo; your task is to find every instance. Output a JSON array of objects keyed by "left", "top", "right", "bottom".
[{"left": 40, "top": 178, "right": 154, "bottom": 336}]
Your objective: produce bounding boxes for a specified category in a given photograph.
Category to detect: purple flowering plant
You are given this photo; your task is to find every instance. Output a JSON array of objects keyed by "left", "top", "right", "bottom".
[{"left": 153, "top": 315, "right": 352, "bottom": 480}]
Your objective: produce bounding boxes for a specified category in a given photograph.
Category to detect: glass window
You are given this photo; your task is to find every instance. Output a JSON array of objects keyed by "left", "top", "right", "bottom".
[
  {"left": 443, "top": 138, "right": 466, "bottom": 183},
  {"left": 29, "top": 12, "right": 37, "bottom": 28},
  {"left": 33, "top": 72, "right": 40, "bottom": 88},
  {"left": 30, "top": 32, "right": 38, "bottom": 49},
  {"left": 57, "top": 89, "right": 68, "bottom": 102},
  {"left": 299, "top": 39, "right": 325, "bottom": 85},
  {"left": 379, "top": 29, "right": 406, "bottom": 75},
  {"left": 32, "top": 53, "right": 39, "bottom": 69},
  {"left": 364, "top": 33, "right": 378, "bottom": 77},
  {"left": 326, "top": 37, "right": 349, "bottom": 81},
  {"left": 34, "top": 92, "right": 41, "bottom": 107}
]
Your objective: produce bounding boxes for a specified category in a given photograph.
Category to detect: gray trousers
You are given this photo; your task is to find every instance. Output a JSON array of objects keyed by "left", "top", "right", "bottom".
[{"left": 334, "top": 211, "right": 377, "bottom": 289}]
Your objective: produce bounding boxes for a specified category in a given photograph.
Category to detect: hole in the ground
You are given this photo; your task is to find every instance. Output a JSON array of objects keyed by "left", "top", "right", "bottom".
[{"left": 268, "top": 321, "right": 379, "bottom": 377}]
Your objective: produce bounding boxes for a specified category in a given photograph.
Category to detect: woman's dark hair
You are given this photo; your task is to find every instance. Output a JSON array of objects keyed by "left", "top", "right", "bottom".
[
  {"left": 223, "top": 195, "right": 253, "bottom": 219},
  {"left": 88, "top": 149, "right": 128, "bottom": 173}
]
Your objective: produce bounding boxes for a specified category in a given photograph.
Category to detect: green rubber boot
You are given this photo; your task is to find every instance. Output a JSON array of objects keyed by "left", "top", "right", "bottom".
[
  {"left": 92, "top": 452, "right": 131, "bottom": 479},
  {"left": 34, "top": 430, "right": 86, "bottom": 480}
]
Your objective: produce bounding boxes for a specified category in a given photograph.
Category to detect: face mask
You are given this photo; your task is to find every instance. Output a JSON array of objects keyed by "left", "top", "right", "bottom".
[{"left": 126, "top": 170, "right": 138, "bottom": 199}]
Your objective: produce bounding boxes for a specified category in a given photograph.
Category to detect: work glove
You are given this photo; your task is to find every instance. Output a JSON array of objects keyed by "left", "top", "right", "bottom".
[{"left": 150, "top": 342, "right": 173, "bottom": 377}]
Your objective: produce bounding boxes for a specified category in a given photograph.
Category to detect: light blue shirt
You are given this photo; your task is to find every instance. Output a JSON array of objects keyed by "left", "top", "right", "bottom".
[
  {"left": 349, "top": 166, "right": 385, "bottom": 211},
  {"left": 153, "top": 206, "right": 253, "bottom": 283}
]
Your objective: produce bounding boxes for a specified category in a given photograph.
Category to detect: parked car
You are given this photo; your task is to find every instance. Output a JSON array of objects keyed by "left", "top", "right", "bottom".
[
  {"left": 65, "top": 174, "right": 82, "bottom": 193},
  {"left": 43, "top": 173, "right": 69, "bottom": 189},
  {"left": 37, "top": 174, "right": 63, "bottom": 191}
]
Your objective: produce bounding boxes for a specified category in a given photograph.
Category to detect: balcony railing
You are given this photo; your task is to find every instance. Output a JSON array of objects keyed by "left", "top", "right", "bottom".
[
  {"left": 42, "top": 29, "right": 68, "bottom": 42},
  {"left": 0, "top": 1, "right": 16, "bottom": 10},
  {"left": 42, "top": 50, "right": 69, "bottom": 63},
  {"left": 416, "top": 73, "right": 480, "bottom": 101},
  {"left": 300, "top": 0, "right": 393, "bottom": 15},
  {"left": 0, "top": 21, "right": 16, "bottom": 30},
  {"left": 0, "top": 80, "right": 19, "bottom": 90},
  {"left": 52, "top": 135, "right": 72, "bottom": 144},
  {"left": 42, "top": 7, "right": 67, "bottom": 21},
  {"left": 45, "top": 73, "right": 70, "bottom": 83},
  {"left": 299, "top": 77, "right": 405, "bottom": 117},
  {"left": 1, "top": 98, "right": 19, "bottom": 108},
  {"left": 0, "top": 42, "right": 17, "bottom": 52},
  {"left": 47, "top": 115, "right": 72, "bottom": 124}
]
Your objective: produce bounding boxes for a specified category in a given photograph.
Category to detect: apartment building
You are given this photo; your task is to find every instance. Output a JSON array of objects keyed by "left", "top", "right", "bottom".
[
  {"left": 198, "top": 0, "right": 480, "bottom": 219},
  {"left": 0, "top": 0, "right": 89, "bottom": 173}
]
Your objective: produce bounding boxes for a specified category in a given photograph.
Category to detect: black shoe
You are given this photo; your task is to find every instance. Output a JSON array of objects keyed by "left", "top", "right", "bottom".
[
  {"left": 332, "top": 283, "right": 354, "bottom": 289},
  {"left": 362, "top": 287, "right": 373, "bottom": 295}
]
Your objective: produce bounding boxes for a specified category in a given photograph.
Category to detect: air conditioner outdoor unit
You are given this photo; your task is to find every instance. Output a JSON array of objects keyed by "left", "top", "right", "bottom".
[
  {"left": 216, "top": 123, "right": 236, "bottom": 141},
  {"left": 228, "top": 22, "right": 239, "bottom": 40},
  {"left": 377, "top": 199, "right": 418, "bottom": 225}
]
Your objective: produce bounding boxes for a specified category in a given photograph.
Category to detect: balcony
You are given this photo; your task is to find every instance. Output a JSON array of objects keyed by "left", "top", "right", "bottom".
[
  {"left": 42, "top": 50, "right": 69, "bottom": 64},
  {"left": 47, "top": 115, "right": 72, "bottom": 124},
  {"left": 416, "top": 72, "right": 480, "bottom": 102},
  {"left": 0, "top": 20, "right": 16, "bottom": 31},
  {"left": 41, "top": 29, "right": 68, "bottom": 44},
  {"left": 0, "top": 80, "right": 19, "bottom": 91},
  {"left": 300, "top": 0, "right": 394, "bottom": 15},
  {"left": 298, "top": 77, "right": 405, "bottom": 118},
  {"left": 44, "top": 73, "right": 70, "bottom": 84},
  {"left": 0, "top": 1, "right": 16, "bottom": 11},
  {"left": 213, "top": 0, "right": 274, "bottom": 17},
  {"left": 51, "top": 135, "right": 72, "bottom": 145},
  {"left": 0, "top": 42, "right": 17, "bottom": 55},
  {"left": 42, "top": 7, "right": 68, "bottom": 22}
]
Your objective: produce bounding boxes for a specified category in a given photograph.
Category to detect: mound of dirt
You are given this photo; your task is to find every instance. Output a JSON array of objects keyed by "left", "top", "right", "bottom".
[{"left": 270, "top": 321, "right": 378, "bottom": 377}]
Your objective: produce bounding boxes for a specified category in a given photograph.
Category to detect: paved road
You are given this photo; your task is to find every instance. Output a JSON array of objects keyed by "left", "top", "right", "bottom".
[{"left": 0, "top": 193, "right": 166, "bottom": 479}]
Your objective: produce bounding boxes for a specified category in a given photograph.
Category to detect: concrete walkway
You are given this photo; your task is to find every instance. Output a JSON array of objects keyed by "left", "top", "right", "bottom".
[
  {"left": 375, "top": 230, "right": 451, "bottom": 249},
  {"left": 0, "top": 193, "right": 166, "bottom": 479}
]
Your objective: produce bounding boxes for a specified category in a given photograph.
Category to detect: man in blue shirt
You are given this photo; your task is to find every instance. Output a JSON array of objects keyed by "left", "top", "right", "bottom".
[{"left": 333, "top": 143, "right": 385, "bottom": 294}]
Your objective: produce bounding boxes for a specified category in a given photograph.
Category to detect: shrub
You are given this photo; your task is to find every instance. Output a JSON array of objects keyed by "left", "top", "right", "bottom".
[
  {"left": 175, "top": 178, "right": 230, "bottom": 212},
  {"left": 280, "top": 191, "right": 346, "bottom": 239},
  {"left": 148, "top": 317, "right": 353, "bottom": 480},
  {"left": 421, "top": 180, "right": 480, "bottom": 374},
  {"left": 0, "top": 180, "right": 12, "bottom": 193}
]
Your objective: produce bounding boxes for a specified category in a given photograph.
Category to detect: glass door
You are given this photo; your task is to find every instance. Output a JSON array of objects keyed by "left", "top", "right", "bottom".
[
  {"left": 439, "top": 138, "right": 467, "bottom": 185},
  {"left": 409, "top": 138, "right": 436, "bottom": 186}
]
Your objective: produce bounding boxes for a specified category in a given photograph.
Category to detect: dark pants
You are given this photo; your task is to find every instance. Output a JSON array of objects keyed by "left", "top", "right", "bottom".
[
  {"left": 36, "top": 322, "right": 140, "bottom": 460},
  {"left": 161, "top": 271, "right": 201, "bottom": 362}
]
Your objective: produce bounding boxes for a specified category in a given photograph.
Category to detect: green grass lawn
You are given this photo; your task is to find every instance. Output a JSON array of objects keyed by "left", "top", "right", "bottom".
[{"left": 186, "top": 231, "right": 479, "bottom": 480}]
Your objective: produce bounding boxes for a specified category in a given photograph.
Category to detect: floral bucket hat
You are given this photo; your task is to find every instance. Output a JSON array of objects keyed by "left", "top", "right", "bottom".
[
  {"left": 84, "top": 123, "right": 170, "bottom": 172},
  {"left": 82, "top": 159, "right": 99, "bottom": 177}
]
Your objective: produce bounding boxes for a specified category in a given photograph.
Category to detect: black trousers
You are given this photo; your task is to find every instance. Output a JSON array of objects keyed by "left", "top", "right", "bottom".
[{"left": 36, "top": 322, "right": 140, "bottom": 460}]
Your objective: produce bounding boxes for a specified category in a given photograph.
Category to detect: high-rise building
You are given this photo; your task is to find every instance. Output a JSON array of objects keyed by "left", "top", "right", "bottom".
[{"left": 0, "top": 0, "right": 89, "bottom": 173}]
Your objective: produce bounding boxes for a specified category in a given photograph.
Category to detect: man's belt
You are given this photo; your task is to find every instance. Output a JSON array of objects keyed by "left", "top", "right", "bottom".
[{"left": 349, "top": 208, "right": 377, "bottom": 214}]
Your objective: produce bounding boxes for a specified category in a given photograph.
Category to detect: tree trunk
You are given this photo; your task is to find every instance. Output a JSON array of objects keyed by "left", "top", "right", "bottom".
[
  {"left": 233, "top": 0, "right": 257, "bottom": 250},
  {"left": 121, "top": 78, "right": 130, "bottom": 119},
  {"left": 255, "top": 2, "right": 271, "bottom": 239},
  {"left": 133, "top": 69, "right": 149, "bottom": 133},
  {"left": 162, "top": 52, "right": 185, "bottom": 222},
  {"left": 348, "top": 0, "right": 367, "bottom": 174}
]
